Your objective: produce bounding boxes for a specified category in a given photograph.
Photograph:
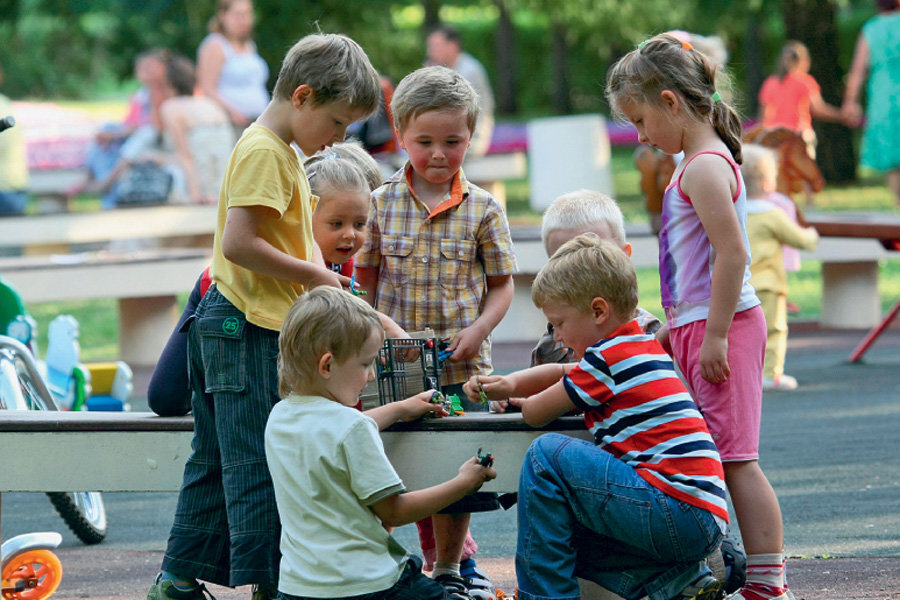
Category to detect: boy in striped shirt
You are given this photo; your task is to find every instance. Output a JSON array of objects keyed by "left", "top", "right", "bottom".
[{"left": 465, "top": 234, "right": 727, "bottom": 600}]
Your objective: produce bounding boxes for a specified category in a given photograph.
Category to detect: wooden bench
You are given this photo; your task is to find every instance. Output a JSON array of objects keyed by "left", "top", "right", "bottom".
[
  {"left": 462, "top": 152, "right": 527, "bottom": 208},
  {"left": 0, "top": 204, "right": 218, "bottom": 365}
]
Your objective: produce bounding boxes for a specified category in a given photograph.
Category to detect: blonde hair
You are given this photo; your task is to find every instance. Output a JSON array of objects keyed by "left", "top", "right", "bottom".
[
  {"left": 532, "top": 234, "right": 638, "bottom": 321},
  {"left": 541, "top": 190, "right": 626, "bottom": 254},
  {"left": 391, "top": 66, "right": 479, "bottom": 133},
  {"left": 741, "top": 143, "right": 778, "bottom": 198},
  {"left": 278, "top": 287, "right": 383, "bottom": 396},
  {"left": 272, "top": 33, "right": 380, "bottom": 119},
  {"left": 304, "top": 140, "right": 383, "bottom": 202},
  {"left": 606, "top": 33, "right": 744, "bottom": 164}
]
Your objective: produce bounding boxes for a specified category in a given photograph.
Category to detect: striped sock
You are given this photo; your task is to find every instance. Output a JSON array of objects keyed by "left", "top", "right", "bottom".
[{"left": 739, "top": 553, "right": 787, "bottom": 600}]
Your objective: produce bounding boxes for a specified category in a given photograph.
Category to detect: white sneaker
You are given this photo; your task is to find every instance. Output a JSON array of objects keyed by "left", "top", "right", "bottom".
[{"left": 762, "top": 374, "right": 798, "bottom": 391}]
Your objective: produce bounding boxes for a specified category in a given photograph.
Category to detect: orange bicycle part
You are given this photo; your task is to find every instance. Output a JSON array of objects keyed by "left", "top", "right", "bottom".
[{"left": 2, "top": 549, "right": 63, "bottom": 600}]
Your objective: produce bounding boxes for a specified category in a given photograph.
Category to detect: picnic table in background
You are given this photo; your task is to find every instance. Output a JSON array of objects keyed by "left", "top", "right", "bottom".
[{"left": 805, "top": 212, "right": 900, "bottom": 362}]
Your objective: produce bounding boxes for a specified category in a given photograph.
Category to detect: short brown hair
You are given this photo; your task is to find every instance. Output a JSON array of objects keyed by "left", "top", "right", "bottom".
[
  {"left": 278, "top": 287, "right": 383, "bottom": 396},
  {"left": 391, "top": 66, "right": 479, "bottom": 133},
  {"left": 532, "top": 233, "right": 638, "bottom": 322},
  {"left": 272, "top": 33, "right": 380, "bottom": 119}
]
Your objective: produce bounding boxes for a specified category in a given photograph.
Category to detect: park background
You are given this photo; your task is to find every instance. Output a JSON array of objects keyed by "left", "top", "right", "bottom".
[{"left": 1, "top": 0, "right": 899, "bottom": 359}]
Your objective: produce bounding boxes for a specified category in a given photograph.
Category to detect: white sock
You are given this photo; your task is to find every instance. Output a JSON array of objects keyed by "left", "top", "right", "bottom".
[{"left": 433, "top": 561, "right": 461, "bottom": 579}]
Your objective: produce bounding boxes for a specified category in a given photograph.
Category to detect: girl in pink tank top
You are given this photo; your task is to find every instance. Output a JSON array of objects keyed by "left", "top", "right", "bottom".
[{"left": 607, "top": 33, "right": 793, "bottom": 600}]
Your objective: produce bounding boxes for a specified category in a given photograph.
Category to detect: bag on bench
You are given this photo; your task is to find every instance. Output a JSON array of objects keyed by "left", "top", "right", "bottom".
[{"left": 116, "top": 161, "right": 173, "bottom": 206}]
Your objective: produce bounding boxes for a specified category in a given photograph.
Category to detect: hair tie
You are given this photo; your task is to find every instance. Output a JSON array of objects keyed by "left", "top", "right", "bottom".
[
  {"left": 711, "top": 91, "right": 722, "bottom": 103},
  {"left": 638, "top": 40, "right": 649, "bottom": 49},
  {"left": 681, "top": 40, "right": 694, "bottom": 50},
  {"left": 323, "top": 150, "right": 339, "bottom": 160}
]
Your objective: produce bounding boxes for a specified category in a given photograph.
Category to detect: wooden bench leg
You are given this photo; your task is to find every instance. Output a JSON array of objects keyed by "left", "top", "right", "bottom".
[
  {"left": 820, "top": 261, "right": 881, "bottom": 329},
  {"left": 119, "top": 296, "right": 179, "bottom": 367}
]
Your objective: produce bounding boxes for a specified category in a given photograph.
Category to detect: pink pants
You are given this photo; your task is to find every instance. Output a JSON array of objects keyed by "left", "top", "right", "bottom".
[{"left": 669, "top": 306, "right": 766, "bottom": 461}]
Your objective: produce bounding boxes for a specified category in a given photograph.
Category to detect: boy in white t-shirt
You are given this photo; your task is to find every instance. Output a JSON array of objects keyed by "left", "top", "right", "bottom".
[{"left": 265, "top": 287, "right": 496, "bottom": 599}]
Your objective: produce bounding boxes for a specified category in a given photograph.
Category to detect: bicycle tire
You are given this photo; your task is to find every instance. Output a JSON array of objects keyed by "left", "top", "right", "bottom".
[{"left": 45, "top": 492, "right": 107, "bottom": 545}]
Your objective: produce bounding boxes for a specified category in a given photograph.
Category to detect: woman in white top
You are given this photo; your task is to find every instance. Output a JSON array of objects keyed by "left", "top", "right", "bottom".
[{"left": 197, "top": 0, "right": 269, "bottom": 130}]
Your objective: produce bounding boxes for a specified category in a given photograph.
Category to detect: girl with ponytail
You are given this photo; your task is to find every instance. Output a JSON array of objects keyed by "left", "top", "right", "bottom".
[{"left": 607, "top": 33, "right": 793, "bottom": 600}]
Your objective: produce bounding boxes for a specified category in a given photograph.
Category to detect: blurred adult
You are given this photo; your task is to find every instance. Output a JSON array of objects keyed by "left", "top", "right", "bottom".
[
  {"left": 843, "top": 0, "right": 900, "bottom": 204},
  {"left": 0, "top": 62, "right": 28, "bottom": 216},
  {"left": 197, "top": 0, "right": 269, "bottom": 134},
  {"left": 68, "top": 49, "right": 169, "bottom": 208},
  {"left": 154, "top": 54, "right": 235, "bottom": 204},
  {"left": 426, "top": 24, "right": 494, "bottom": 157}
]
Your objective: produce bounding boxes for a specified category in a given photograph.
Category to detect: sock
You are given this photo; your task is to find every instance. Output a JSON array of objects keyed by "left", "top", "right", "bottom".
[
  {"left": 433, "top": 561, "right": 461, "bottom": 579},
  {"left": 159, "top": 570, "right": 199, "bottom": 592},
  {"left": 740, "top": 553, "right": 786, "bottom": 600}
]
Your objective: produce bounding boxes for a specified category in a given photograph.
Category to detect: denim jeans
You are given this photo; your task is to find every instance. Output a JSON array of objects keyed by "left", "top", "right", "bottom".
[
  {"left": 517, "top": 433, "right": 722, "bottom": 600},
  {"left": 276, "top": 556, "right": 446, "bottom": 600},
  {"left": 161, "top": 286, "right": 281, "bottom": 587}
]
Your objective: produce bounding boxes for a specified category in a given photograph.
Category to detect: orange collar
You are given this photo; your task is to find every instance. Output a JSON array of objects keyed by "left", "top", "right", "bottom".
[{"left": 405, "top": 166, "right": 466, "bottom": 219}]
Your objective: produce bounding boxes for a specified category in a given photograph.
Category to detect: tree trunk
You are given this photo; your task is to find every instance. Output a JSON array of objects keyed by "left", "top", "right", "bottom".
[
  {"left": 744, "top": 10, "right": 764, "bottom": 118},
  {"left": 551, "top": 21, "right": 571, "bottom": 114},
  {"left": 422, "top": 0, "right": 441, "bottom": 33},
  {"left": 493, "top": 0, "right": 517, "bottom": 115},
  {"left": 782, "top": 0, "right": 856, "bottom": 183}
]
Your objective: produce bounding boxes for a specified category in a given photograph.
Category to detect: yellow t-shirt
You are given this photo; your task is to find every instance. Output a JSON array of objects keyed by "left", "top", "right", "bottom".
[{"left": 211, "top": 124, "right": 314, "bottom": 330}]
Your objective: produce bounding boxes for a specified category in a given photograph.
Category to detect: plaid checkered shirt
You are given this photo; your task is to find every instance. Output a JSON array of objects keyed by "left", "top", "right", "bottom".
[{"left": 356, "top": 164, "right": 518, "bottom": 385}]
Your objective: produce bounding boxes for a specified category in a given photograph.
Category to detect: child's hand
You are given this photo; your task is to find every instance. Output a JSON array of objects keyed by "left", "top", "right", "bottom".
[
  {"left": 307, "top": 267, "right": 350, "bottom": 290},
  {"left": 457, "top": 456, "right": 497, "bottom": 493},
  {"left": 699, "top": 335, "right": 730, "bottom": 383},
  {"left": 446, "top": 323, "right": 488, "bottom": 362},
  {"left": 488, "top": 400, "right": 508, "bottom": 413},
  {"left": 463, "top": 375, "right": 512, "bottom": 402},
  {"left": 395, "top": 390, "right": 449, "bottom": 421}
]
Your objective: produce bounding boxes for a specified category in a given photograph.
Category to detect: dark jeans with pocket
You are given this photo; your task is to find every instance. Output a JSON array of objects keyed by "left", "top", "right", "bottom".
[
  {"left": 276, "top": 556, "right": 447, "bottom": 600},
  {"left": 161, "top": 286, "right": 281, "bottom": 588}
]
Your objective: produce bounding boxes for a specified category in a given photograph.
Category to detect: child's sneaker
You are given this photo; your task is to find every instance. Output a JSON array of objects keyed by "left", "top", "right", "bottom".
[
  {"left": 673, "top": 573, "right": 723, "bottom": 600},
  {"left": 460, "top": 558, "right": 495, "bottom": 600},
  {"left": 146, "top": 573, "right": 216, "bottom": 600},
  {"left": 726, "top": 591, "right": 795, "bottom": 600},
  {"left": 433, "top": 573, "right": 475, "bottom": 600},
  {"left": 762, "top": 375, "right": 798, "bottom": 391},
  {"left": 249, "top": 585, "right": 277, "bottom": 600}
]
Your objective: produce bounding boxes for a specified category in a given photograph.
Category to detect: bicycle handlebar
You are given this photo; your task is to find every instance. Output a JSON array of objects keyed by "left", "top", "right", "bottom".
[{"left": 0, "top": 115, "right": 16, "bottom": 132}]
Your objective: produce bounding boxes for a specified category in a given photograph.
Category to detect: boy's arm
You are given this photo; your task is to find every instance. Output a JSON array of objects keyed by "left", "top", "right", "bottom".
[
  {"left": 222, "top": 205, "right": 349, "bottom": 289},
  {"left": 371, "top": 458, "right": 495, "bottom": 528},
  {"left": 508, "top": 380, "right": 578, "bottom": 427},
  {"left": 447, "top": 274, "right": 514, "bottom": 361},
  {"left": 465, "top": 363, "right": 575, "bottom": 404},
  {"left": 364, "top": 390, "right": 447, "bottom": 430}
]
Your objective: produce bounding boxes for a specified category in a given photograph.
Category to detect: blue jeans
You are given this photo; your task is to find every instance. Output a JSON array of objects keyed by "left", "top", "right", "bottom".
[
  {"left": 517, "top": 434, "right": 722, "bottom": 600},
  {"left": 161, "top": 286, "right": 281, "bottom": 587},
  {"left": 0, "top": 190, "right": 26, "bottom": 215}
]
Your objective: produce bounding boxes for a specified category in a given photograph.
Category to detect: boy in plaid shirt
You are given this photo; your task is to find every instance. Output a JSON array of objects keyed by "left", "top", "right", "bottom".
[{"left": 355, "top": 65, "right": 517, "bottom": 600}]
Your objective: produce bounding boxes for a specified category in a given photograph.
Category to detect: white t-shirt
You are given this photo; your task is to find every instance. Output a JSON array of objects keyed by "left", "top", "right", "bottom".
[{"left": 265, "top": 395, "right": 409, "bottom": 597}]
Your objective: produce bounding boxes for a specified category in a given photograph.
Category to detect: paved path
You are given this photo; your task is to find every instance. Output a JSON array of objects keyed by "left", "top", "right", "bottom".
[{"left": 3, "top": 324, "right": 898, "bottom": 599}]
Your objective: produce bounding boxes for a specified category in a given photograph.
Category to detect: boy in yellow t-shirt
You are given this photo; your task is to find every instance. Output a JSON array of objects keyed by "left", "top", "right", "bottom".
[{"left": 147, "top": 33, "right": 381, "bottom": 600}]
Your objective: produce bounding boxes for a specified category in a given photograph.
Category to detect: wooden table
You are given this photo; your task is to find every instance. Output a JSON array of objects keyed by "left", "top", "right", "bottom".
[{"left": 804, "top": 213, "right": 900, "bottom": 361}]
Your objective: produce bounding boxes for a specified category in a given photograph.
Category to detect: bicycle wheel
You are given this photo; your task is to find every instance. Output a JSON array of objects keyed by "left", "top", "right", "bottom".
[
  {"left": 1, "top": 549, "right": 63, "bottom": 600},
  {"left": 46, "top": 492, "right": 107, "bottom": 545}
]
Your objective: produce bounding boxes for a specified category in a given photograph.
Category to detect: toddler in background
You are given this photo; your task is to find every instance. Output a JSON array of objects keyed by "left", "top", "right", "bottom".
[{"left": 743, "top": 144, "right": 819, "bottom": 391}]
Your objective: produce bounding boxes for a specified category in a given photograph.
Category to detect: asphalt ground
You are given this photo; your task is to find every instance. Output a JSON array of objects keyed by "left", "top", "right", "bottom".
[{"left": 3, "top": 322, "right": 899, "bottom": 599}]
